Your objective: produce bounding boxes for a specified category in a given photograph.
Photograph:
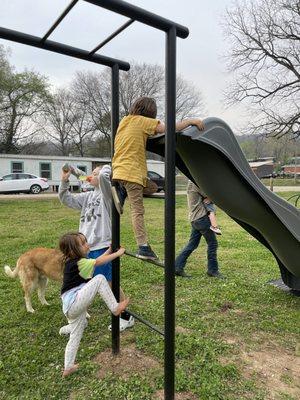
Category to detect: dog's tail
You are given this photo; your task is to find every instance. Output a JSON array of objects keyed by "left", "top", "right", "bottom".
[{"left": 4, "top": 259, "right": 20, "bottom": 278}]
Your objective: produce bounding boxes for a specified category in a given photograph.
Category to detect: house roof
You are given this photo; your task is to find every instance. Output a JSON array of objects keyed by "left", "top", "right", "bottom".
[
  {"left": 0, "top": 153, "right": 164, "bottom": 163},
  {"left": 0, "top": 153, "right": 111, "bottom": 162}
]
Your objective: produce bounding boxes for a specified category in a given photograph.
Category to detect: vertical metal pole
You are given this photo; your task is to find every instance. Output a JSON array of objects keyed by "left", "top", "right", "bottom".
[
  {"left": 164, "top": 26, "right": 177, "bottom": 400},
  {"left": 111, "top": 63, "right": 120, "bottom": 354}
]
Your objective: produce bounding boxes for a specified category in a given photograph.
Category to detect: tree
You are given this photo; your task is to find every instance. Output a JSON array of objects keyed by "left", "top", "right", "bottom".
[
  {"left": 0, "top": 47, "right": 49, "bottom": 153},
  {"left": 175, "top": 75, "right": 206, "bottom": 120},
  {"left": 119, "top": 62, "right": 164, "bottom": 115},
  {"left": 70, "top": 62, "right": 206, "bottom": 152},
  {"left": 70, "top": 71, "right": 111, "bottom": 148},
  {"left": 237, "top": 132, "right": 300, "bottom": 163},
  {"left": 0, "top": 46, "right": 12, "bottom": 97},
  {"left": 68, "top": 96, "right": 95, "bottom": 156},
  {"left": 223, "top": 0, "right": 300, "bottom": 138},
  {"left": 40, "top": 88, "right": 75, "bottom": 156},
  {"left": 119, "top": 62, "right": 205, "bottom": 120}
]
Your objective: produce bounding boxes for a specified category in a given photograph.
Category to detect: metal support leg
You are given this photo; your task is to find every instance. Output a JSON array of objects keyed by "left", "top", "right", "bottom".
[
  {"left": 111, "top": 63, "right": 120, "bottom": 354},
  {"left": 164, "top": 26, "right": 177, "bottom": 400}
]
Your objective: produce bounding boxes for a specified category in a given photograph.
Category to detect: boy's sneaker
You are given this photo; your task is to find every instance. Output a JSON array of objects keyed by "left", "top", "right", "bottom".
[
  {"left": 136, "top": 245, "right": 158, "bottom": 260},
  {"left": 108, "top": 316, "right": 135, "bottom": 332},
  {"left": 111, "top": 182, "right": 127, "bottom": 215},
  {"left": 210, "top": 226, "right": 222, "bottom": 235},
  {"left": 207, "top": 271, "right": 225, "bottom": 279},
  {"left": 175, "top": 269, "right": 192, "bottom": 278}
]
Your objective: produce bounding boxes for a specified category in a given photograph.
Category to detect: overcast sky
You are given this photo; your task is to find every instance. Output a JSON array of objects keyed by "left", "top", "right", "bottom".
[{"left": 0, "top": 0, "right": 248, "bottom": 132}]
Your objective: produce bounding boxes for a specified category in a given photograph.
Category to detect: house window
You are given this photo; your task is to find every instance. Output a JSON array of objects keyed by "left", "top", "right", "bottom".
[
  {"left": 40, "top": 162, "right": 51, "bottom": 179},
  {"left": 77, "top": 165, "right": 87, "bottom": 174},
  {"left": 11, "top": 162, "right": 23, "bottom": 173}
]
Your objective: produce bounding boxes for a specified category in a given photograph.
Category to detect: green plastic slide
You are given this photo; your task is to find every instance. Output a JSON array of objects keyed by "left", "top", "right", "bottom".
[{"left": 147, "top": 117, "right": 300, "bottom": 290}]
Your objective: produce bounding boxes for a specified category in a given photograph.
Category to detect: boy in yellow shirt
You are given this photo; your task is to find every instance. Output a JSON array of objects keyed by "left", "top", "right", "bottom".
[{"left": 112, "top": 96, "right": 204, "bottom": 260}]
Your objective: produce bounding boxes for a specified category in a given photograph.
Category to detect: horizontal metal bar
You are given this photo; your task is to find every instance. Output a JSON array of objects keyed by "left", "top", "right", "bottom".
[
  {"left": 125, "top": 250, "right": 165, "bottom": 269},
  {"left": 89, "top": 19, "right": 134, "bottom": 55},
  {"left": 126, "top": 309, "right": 164, "bottom": 336},
  {"left": 84, "top": 0, "right": 189, "bottom": 39},
  {"left": 0, "top": 26, "right": 130, "bottom": 71},
  {"left": 41, "top": 0, "right": 79, "bottom": 42}
]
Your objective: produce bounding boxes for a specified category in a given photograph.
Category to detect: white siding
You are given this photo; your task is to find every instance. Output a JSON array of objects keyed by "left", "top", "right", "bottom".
[
  {"left": 0, "top": 154, "right": 109, "bottom": 187},
  {"left": 0, "top": 154, "right": 165, "bottom": 186}
]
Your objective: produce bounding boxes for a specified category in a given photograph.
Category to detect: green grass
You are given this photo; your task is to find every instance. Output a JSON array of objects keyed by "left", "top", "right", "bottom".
[
  {"left": 176, "top": 174, "right": 300, "bottom": 190},
  {"left": 0, "top": 194, "right": 299, "bottom": 399},
  {"left": 260, "top": 178, "right": 300, "bottom": 186}
]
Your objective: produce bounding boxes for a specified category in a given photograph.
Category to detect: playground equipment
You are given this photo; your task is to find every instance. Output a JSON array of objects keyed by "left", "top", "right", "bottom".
[
  {"left": 0, "top": 1, "right": 187, "bottom": 398},
  {"left": 1, "top": 2, "right": 299, "bottom": 398},
  {"left": 147, "top": 117, "right": 300, "bottom": 290}
]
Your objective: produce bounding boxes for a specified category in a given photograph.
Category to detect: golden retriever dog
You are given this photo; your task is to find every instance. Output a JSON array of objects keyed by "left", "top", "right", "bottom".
[{"left": 4, "top": 248, "right": 64, "bottom": 313}]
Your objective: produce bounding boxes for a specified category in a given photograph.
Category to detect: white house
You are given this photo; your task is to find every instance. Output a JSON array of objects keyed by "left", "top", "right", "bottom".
[{"left": 0, "top": 154, "right": 165, "bottom": 190}]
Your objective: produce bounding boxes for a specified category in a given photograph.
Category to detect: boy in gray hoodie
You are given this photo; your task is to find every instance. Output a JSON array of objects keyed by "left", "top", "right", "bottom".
[{"left": 59, "top": 164, "right": 134, "bottom": 331}]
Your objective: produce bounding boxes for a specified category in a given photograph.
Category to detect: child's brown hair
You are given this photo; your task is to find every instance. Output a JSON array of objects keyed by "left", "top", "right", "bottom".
[
  {"left": 59, "top": 232, "right": 87, "bottom": 261},
  {"left": 129, "top": 97, "right": 157, "bottom": 118}
]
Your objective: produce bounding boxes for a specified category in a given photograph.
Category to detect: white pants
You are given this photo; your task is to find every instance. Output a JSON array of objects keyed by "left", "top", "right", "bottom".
[{"left": 63, "top": 275, "right": 118, "bottom": 370}]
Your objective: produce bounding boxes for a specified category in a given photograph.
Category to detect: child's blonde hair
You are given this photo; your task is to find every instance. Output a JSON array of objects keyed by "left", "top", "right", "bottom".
[{"left": 129, "top": 97, "right": 157, "bottom": 118}]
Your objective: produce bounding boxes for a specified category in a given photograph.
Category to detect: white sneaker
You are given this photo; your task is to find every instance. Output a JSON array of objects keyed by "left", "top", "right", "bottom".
[
  {"left": 210, "top": 226, "right": 222, "bottom": 235},
  {"left": 108, "top": 316, "right": 135, "bottom": 332}
]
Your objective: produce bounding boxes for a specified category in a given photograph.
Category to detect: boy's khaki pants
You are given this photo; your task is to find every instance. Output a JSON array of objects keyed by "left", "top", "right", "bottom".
[{"left": 118, "top": 179, "right": 157, "bottom": 246}]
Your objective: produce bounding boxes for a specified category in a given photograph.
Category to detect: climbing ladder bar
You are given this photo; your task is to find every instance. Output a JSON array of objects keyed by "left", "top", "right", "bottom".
[{"left": 125, "top": 250, "right": 165, "bottom": 269}]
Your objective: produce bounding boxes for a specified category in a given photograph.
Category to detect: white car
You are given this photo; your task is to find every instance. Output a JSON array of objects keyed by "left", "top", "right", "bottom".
[{"left": 0, "top": 173, "right": 49, "bottom": 194}]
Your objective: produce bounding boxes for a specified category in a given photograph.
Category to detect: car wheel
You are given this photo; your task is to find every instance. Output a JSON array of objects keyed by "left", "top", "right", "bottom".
[{"left": 30, "top": 184, "right": 42, "bottom": 194}]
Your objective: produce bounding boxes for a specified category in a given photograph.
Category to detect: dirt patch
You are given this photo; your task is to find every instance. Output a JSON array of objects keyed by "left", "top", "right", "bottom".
[
  {"left": 219, "top": 301, "right": 234, "bottom": 312},
  {"left": 221, "top": 343, "right": 300, "bottom": 399},
  {"left": 94, "top": 344, "right": 162, "bottom": 380},
  {"left": 231, "top": 309, "right": 246, "bottom": 316},
  {"left": 223, "top": 336, "right": 239, "bottom": 345},
  {"left": 154, "top": 389, "right": 198, "bottom": 400},
  {"left": 153, "top": 284, "right": 165, "bottom": 291},
  {"left": 242, "top": 347, "right": 300, "bottom": 399},
  {"left": 176, "top": 325, "right": 193, "bottom": 334}
]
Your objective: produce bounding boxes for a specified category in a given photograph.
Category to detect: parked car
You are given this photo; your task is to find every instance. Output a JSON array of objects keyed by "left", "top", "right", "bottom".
[
  {"left": 78, "top": 171, "right": 165, "bottom": 194},
  {"left": 260, "top": 172, "right": 278, "bottom": 179},
  {"left": 147, "top": 171, "right": 165, "bottom": 192},
  {"left": 0, "top": 173, "right": 49, "bottom": 194}
]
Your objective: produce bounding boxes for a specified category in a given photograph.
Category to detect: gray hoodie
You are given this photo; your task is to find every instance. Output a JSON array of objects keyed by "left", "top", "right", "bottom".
[{"left": 59, "top": 164, "right": 112, "bottom": 251}]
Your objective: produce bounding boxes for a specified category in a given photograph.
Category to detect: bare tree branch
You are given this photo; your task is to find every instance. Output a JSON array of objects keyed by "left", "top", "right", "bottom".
[{"left": 222, "top": 0, "right": 300, "bottom": 137}]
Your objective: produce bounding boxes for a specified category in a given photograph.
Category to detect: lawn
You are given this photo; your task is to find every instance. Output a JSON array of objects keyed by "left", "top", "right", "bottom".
[
  {"left": 176, "top": 175, "right": 300, "bottom": 191},
  {"left": 0, "top": 193, "right": 299, "bottom": 400},
  {"left": 260, "top": 178, "right": 300, "bottom": 187}
]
